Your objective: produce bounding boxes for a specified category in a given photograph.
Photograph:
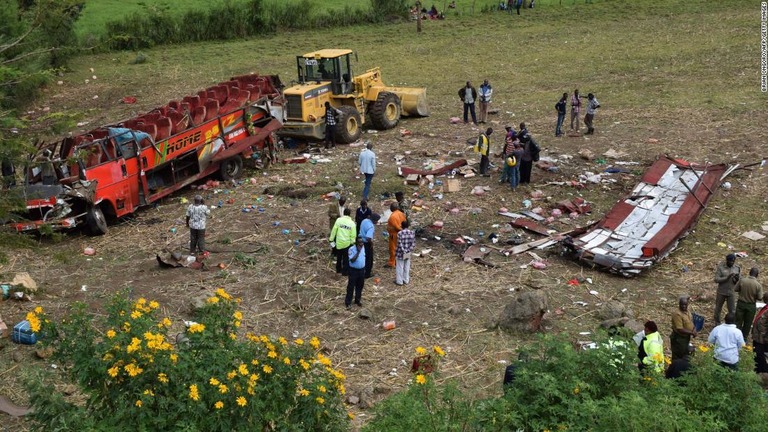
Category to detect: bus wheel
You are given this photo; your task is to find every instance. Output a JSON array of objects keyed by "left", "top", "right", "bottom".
[
  {"left": 86, "top": 206, "right": 108, "bottom": 236},
  {"left": 220, "top": 156, "right": 244, "bottom": 180}
]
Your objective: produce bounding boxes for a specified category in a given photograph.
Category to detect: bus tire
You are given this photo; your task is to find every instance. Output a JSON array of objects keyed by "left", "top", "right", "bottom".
[
  {"left": 86, "top": 206, "right": 108, "bottom": 236},
  {"left": 220, "top": 156, "right": 244, "bottom": 180}
]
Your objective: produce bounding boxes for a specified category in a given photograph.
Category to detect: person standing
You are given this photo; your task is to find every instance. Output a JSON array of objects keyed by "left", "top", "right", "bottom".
[
  {"left": 555, "top": 92, "right": 567, "bottom": 137},
  {"left": 752, "top": 293, "right": 768, "bottom": 373},
  {"left": 395, "top": 191, "right": 411, "bottom": 225},
  {"left": 324, "top": 101, "right": 342, "bottom": 149},
  {"left": 570, "top": 89, "right": 582, "bottom": 132},
  {"left": 345, "top": 237, "right": 366, "bottom": 308},
  {"left": 478, "top": 80, "right": 493, "bottom": 124},
  {"left": 708, "top": 313, "right": 745, "bottom": 370},
  {"left": 386, "top": 203, "right": 406, "bottom": 268},
  {"left": 714, "top": 253, "right": 741, "bottom": 325},
  {"left": 498, "top": 127, "right": 515, "bottom": 183},
  {"left": 329, "top": 208, "right": 356, "bottom": 276},
  {"left": 475, "top": 128, "right": 492, "bottom": 176},
  {"left": 517, "top": 123, "right": 533, "bottom": 184},
  {"left": 514, "top": 0, "right": 523, "bottom": 15},
  {"left": 328, "top": 195, "right": 347, "bottom": 231},
  {"left": 395, "top": 220, "right": 416, "bottom": 286},
  {"left": 360, "top": 213, "right": 380, "bottom": 279},
  {"left": 734, "top": 267, "right": 763, "bottom": 339},
  {"left": 670, "top": 296, "right": 697, "bottom": 360},
  {"left": 355, "top": 199, "right": 371, "bottom": 234},
  {"left": 583, "top": 93, "right": 600, "bottom": 135},
  {"left": 358, "top": 142, "right": 376, "bottom": 200},
  {"left": 458, "top": 81, "right": 478, "bottom": 125},
  {"left": 186, "top": 195, "right": 211, "bottom": 256},
  {"left": 637, "top": 321, "right": 664, "bottom": 373}
]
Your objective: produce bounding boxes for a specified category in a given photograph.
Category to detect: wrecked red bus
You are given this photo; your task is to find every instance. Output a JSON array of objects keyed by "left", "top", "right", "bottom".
[{"left": 9, "top": 74, "right": 284, "bottom": 235}]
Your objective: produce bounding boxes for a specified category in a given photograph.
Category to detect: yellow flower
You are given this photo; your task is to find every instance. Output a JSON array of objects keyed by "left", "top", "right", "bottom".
[
  {"left": 189, "top": 384, "right": 200, "bottom": 401},
  {"left": 278, "top": 336, "right": 288, "bottom": 345},
  {"left": 310, "top": 337, "right": 321, "bottom": 349},
  {"left": 268, "top": 351, "right": 278, "bottom": 359},
  {"left": 137, "top": 298, "right": 147, "bottom": 306},
  {"left": 215, "top": 288, "right": 231, "bottom": 300},
  {"left": 158, "top": 373, "right": 169, "bottom": 384},
  {"left": 249, "top": 374, "right": 259, "bottom": 383},
  {"left": 227, "top": 370, "right": 237, "bottom": 380},
  {"left": 125, "top": 363, "right": 144, "bottom": 377},
  {"left": 229, "top": 333, "right": 237, "bottom": 340},
  {"left": 299, "top": 389, "right": 310, "bottom": 396},
  {"left": 218, "top": 384, "right": 228, "bottom": 394},
  {"left": 283, "top": 357, "right": 291, "bottom": 365},
  {"left": 206, "top": 296, "right": 220, "bottom": 304},
  {"left": 251, "top": 359, "right": 259, "bottom": 366},
  {"left": 234, "top": 321, "right": 241, "bottom": 328},
  {"left": 698, "top": 345, "right": 710, "bottom": 353},
  {"left": 233, "top": 311, "right": 243, "bottom": 321},
  {"left": 34, "top": 306, "right": 44, "bottom": 314},
  {"left": 108, "top": 366, "right": 119, "bottom": 377},
  {"left": 744, "top": 345, "right": 754, "bottom": 352},
  {"left": 26, "top": 312, "right": 41, "bottom": 333},
  {"left": 415, "top": 374, "right": 427, "bottom": 385},
  {"left": 214, "top": 401, "right": 224, "bottom": 409},
  {"left": 316, "top": 397, "right": 325, "bottom": 405},
  {"left": 318, "top": 385, "right": 327, "bottom": 393},
  {"left": 316, "top": 354, "right": 332, "bottom": 366},
  {"left": 135, "top": 400, "right": 142, "bottom": 407},
  {"left": 209, "top": 377, "right": 220, "bottom": 386},
  {"left": 416, "top": 346, "right": 427, "bottom": 356},
  {"left": 188, "top": 323, "right": 205, "bottom": 333},
  {"left": 102, "top": 353, "right": 114, "bottom": 362},
  {"left": 158, "top": 317, "right": 172, "bottom": 328},
  {"left": 131, "top": 310, "right": 143, "bottom": 319},
  {"left": 299, "top": 359, "right": 310, "bottom": 370},
  {"left": 170, "top": 353, "right": 178, "bottom": 363},
  {"left": 348, "top": 412, "right": 355, "bottom": 420},
  {"left": 239, "top": 364, "right": 249, "bottom": 376},
  {"left": 123, "top": 322, "right": 131, "bottom": 332},
  {"left": 236, "top": 396, "right": 247, "bottom": 407},
  {"left": 573, "top": 387, "right": 580, "bottom": 395},
  {"left": 433, "top": 346, "right": 446, "bottom": 357},
  {"left": 149, "top": 301, "right": 159, "bottom": 310},
  {"left": 143, "top": 389, "right": 154, "bottom": 396},
  {"left": 106, "top": 329, "right": 116, "bottom": 339},
  {"left": 263, "top": 365, "right": 273, "bottom": 374}
]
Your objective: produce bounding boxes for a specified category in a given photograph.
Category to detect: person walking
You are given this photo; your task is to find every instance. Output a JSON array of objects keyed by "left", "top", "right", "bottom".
[
  {"left": 358, "top": 142, "right": 376, "bottom": 200},
  {"left": 708, "top": 313, "right": 745, "bottom": 370},
  {"left": 186, "top": 195, "right": 211, "bottom": 255},
  {"left": 329, "top": 208, "right": 356, "bottom": 276},
  {"left": 517, "top": 123, "right": 533, "bottom": 184},
  {"left": 637, "top": 321, "right": 664, "bottom": 374},
  {"left": 670, "top": 296, "right": 697, "bottom": 360},
  {"left": 570, "top": 89, "right": 582, "bottom": 132},
  {"left": 583, "top": 93, "right": 600, "bottom": 135},
  {"left": 478, "top": 79, "right": 493, "bottom": 124},
  {"left": 458, "top": 81, "right": 478, "bottom": 125},
  {"left": 355, "top": 199, "right": 371, "bottom": 234},
  {"left": 395, "top": 220, "right": 416, "bottom": 286},
  {"left": 734, "top": 267, "right": 763, "bottom": 339},
  {"left": 475, "top": 127, "right": 492, "bottom": 176},
  {"left": 345, "top": 237, "right": 366, "bottom": 308},
  {"left": 386, "top": 203, "right": 406, "bottom": 268},
  {"left": 324, "top": 101, "right": 342, "bottom": 149},
  {"left": 360, "top": 213, "right": 380, "bottom": 278},
  {"left": 328, "top": 195, "right": 347, "bottom": 231},
  {"left": 555, "top": 92, "right": 567, "bottom": 137},
  {"left": 714, "top": 253, "right": 741, "bottom": 325},
  {"left": 752, "top": 293, "right": 768, "bottom": 373}
]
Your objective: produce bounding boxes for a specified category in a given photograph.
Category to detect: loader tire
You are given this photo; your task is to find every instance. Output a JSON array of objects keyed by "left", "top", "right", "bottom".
[
  {"left": 219, "top": 156, "right": 244, "bottom": 180},
  {"left": 86, "top": 206, "right": 108, "bottom": 236},
  {"left": 334, "top": 106, "right": 362, "bottom": 144},
  {"left": 370, "top": 92, "right": 401, "bottom": 130}
]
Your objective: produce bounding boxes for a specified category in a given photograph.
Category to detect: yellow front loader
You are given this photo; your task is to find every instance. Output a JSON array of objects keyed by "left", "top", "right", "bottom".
[{"left": 277, "top": 49, "right": 429, "bottom": 144}]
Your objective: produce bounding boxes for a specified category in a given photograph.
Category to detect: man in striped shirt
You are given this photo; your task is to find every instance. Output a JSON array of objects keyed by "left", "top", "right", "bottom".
[
  {"left": 395, "top": 220, "right": 416, "bottom": 286},
  {"left": 324, "top": 101, "right": 342, "bottom": 149}
]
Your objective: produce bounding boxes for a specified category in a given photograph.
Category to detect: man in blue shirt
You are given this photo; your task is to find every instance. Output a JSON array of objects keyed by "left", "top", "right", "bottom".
[
  {"left": 360, "top": 213, "right": 380, "bottom": 278},
  {"left": 346, "top": 237, "right": 366, "bottom": 308},
  {"left": 358, "top": 143, "right": 376, "bottom": 200}
]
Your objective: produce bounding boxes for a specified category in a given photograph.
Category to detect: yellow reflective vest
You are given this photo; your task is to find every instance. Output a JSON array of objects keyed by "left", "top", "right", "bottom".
[
  {"left": 641, "top": 331, "right": 664, "bottom": 372},
  {"left": 475, "top": 134, "right": 489, "bottom": 156}
]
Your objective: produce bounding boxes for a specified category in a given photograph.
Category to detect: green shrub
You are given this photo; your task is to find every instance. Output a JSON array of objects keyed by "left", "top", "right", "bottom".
[
  {"left": 367, "top": 334, "right": 768, "bottom": 432},
  {"left": 26, "top": 289, "right": 351, "bottom": 431}
]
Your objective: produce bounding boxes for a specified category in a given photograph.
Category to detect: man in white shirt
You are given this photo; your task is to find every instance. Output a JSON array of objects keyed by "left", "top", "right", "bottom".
[
  {"left": 186, "top": 195, "right": 211, "bottom": 255},
  {"left": 708, "top": 313, "right": 745, "bottom": 370},
  {"left": 358, "top": 143, "right": 376, "bottom": 200},
  {"left": 584, "top": 93, "right": 600, "bottom": 135}
]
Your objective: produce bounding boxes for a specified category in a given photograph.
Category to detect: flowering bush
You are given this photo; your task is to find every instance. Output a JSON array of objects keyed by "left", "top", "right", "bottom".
[{"left": 25, "top": 289, "right": 350, "bottom": 431}]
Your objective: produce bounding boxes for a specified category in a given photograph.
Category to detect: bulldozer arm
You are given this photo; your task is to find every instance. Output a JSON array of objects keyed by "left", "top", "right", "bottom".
[{"left": 384, "top": 86, "right": 430, "bottom": 117}]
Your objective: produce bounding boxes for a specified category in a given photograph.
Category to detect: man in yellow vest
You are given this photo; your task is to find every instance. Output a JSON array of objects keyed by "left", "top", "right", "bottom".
[
  {"left": 329, "top": 208, "right": 356, "bottom": 276},
  {"left": 475, "top": 128, "right": 493, "bottom": 177},
  {"left": 638, "top": 321, "right": 664, "bottom": 373}
]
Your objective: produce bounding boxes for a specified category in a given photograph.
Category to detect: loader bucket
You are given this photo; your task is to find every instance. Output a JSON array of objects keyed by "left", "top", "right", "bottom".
[{"left": 386, "top": 87, "right": 430, "bottom": 117}]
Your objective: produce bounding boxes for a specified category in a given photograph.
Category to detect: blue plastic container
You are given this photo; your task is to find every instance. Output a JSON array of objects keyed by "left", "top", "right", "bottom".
[
  {"left": 12, "top": 320, "right": 37, "bottom": 345},
  {"left": 692, "top": 313, "right": 705, "bottom": 332}
]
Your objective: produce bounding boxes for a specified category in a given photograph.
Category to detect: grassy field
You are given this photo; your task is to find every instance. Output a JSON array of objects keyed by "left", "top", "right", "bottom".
[{"left": 4, "top": 0, "right": 767, "bottom": 430}]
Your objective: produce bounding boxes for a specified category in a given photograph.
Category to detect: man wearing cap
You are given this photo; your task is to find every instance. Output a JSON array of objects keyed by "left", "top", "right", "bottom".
[
  {"left": 714, "top": 253, "right": 741, "bottom": 325},
  {"left": 186, "top": 195, "right": 211, "bottom": 255},
  {"left": 670, "top": 296, "right": 697, "bottom": 360},
  {"left": 345, "top": 236, "right": 366, "bottom": 308},
  {"left": 734, "top": 267, "right": 763, "bottom": 339},
  {"left": 360, "top": 212, "right": 380, "bottom": 278}
]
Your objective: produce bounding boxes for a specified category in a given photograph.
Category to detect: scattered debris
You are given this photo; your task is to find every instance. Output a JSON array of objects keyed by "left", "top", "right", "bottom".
[
  {"left": 742, "top": 231, "right": 765, "bottom": 241},
  {"left": 382, "top": 320, "right": 396, "bottom": 330},
  {"left": 399, "top": 159, "right": 468, "bottom": 177}
]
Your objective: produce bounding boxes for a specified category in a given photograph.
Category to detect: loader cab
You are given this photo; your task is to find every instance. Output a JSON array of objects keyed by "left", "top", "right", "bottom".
[{"left": 296, "top": 49, "right": 354, "bottom": 95}]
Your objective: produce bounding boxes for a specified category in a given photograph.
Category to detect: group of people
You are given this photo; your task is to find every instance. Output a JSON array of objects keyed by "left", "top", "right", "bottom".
[
  {"left": 473, "top": 122, "right": 539, "bottom": 189},
  {"left": 556, "top": 89, "right": 600, "bottom": 137},
  {"left": 327, "top": 191, "right": 416, "bottom": 309}
]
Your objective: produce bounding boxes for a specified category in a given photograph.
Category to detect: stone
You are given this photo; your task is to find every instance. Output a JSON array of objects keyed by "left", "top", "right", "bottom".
[
  {"left": 359, "top": 309, "right": 372, "bottom": 319},
  {"left": 599, "top": 301, "right": 626, "bottom": 320},
  {"left": 623, "top": 319, "right": 644, "bottom": 334},
  {"left": 447, "top": 305, "right": 462, "bottom": 315},
  {"left": 347, "top": 395, "right": 360, "bottom": 405},
  {"left": 498, "top": 291, "right": 548, "bottom": 333}
]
